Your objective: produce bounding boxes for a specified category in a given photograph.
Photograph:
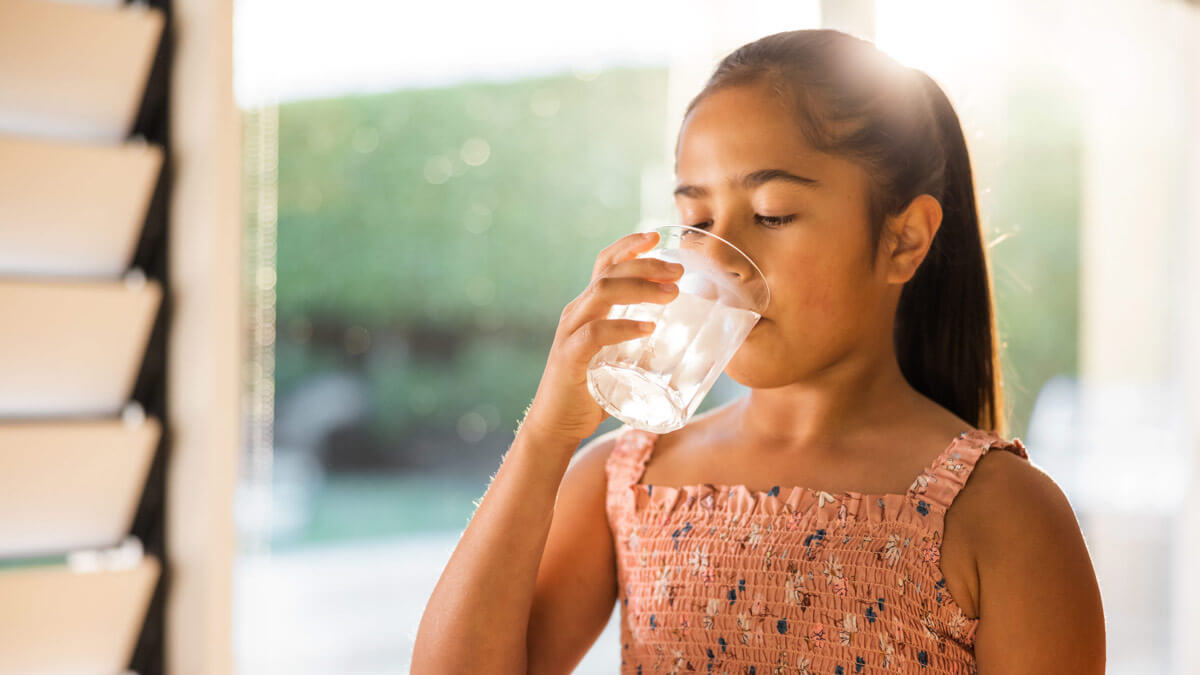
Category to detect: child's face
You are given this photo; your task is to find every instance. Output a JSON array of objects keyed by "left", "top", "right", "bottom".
[{"left": 673, "top": 81, "right": 898, "bottom": 389}]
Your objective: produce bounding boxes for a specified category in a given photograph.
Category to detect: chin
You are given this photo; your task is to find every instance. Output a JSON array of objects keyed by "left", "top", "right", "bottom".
[
  {"left": 724, "top": 365, "right": 796, "bottom": 389},
  {"left": 723, "top": 333, "right": 797, "bottom": 389}
]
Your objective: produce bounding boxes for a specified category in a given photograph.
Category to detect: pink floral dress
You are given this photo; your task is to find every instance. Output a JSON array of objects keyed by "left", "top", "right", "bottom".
[{"left": 604, "top": 425, "right": 1029, "bottom": 674}]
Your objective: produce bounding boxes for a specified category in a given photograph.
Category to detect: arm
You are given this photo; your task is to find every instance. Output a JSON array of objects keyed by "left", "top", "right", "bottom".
[
  {"left": 970, "top": 451, "right": 1107, "bottom": 673},
  {"left": 526, "top": 429, "right": 622, "bottom": 673},
  {"left": 413, "top": 230, "right": 678, "bottom": 673},
  {"left": 411, "top": 426, "right": 621, "bottom": 674}
]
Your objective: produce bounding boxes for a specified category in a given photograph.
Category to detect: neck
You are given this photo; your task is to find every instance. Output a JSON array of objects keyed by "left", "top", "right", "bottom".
[{"left": 732, "top": 342, "right": 920, "bottom": 453}]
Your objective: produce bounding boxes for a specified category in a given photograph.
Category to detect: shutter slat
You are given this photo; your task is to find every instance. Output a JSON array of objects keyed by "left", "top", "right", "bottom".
[
  {"left": 0, "top": 0, "right": 165, "bottom": 142},
  {"left": 0, "top": 418, "right": 161, "bottom": 557},
  {"left": 0, "top": 554, "right": 159, "bottom": 673},
  {"left": 0, "top": 135, "right": 163, "bottom": 277},
  {"left": 0, "top": 278, "right": 162, "bottom": 417}
]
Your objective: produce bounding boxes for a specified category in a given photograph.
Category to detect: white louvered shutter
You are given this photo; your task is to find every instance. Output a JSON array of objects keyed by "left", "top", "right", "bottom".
[{"left": 0, "top": 1, "right": 167, "bottom": 672}]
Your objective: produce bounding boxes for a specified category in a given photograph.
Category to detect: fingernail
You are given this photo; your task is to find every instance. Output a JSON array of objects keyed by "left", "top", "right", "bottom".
[{"left": 658, "top": 282, "right": 677, "bottom": 292}]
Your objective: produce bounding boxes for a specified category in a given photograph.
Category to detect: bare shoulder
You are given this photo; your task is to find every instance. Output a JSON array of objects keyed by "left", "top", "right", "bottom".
[
  {"left": 957, "top": 441, "right": 1107, "bottom": 672},
  {"left": 557, "top": 425, "right": 634, "bottom": 503},
  {"left": 956, "top": 444, "right": 1079, "bottom": 561},
  {"left": 564, "top": 425, "right": 628, "bottom": 477},
  {"left": 957, "top": 442, "right": 1069, "bottom": 533}
]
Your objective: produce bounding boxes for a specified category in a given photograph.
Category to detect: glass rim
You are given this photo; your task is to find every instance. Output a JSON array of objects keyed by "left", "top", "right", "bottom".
[{"left": 651, "top": 223, "right": 771, "bottom": 312}]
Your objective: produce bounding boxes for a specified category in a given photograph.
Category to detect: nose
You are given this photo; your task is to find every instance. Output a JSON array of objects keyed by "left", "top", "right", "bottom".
[
  {"left": 679, "top": 223, "right": 769, "bottom": 312},
  {"left": 683, "top": 224, "right": 748, "bottom": 275}
]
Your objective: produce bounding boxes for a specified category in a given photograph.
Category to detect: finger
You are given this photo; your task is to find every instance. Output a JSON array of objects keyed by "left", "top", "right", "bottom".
[
  {"left": 562, "top": 276, "right": 678, "bottom": 334},
  {"left": 586, "top": 275, "right": 679, "bottom": 309},
  {"left": 567, "top": 318, "right": 657, "bottom": 366},
  {"left": 592, "top": 230, "right": 660, "bottom": 281},
  {"left": 603, "top": 256, "right": 685, "bottom": 284}
]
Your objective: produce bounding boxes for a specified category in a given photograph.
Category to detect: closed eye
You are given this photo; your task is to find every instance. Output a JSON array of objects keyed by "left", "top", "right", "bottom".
[
  {"left": 756, "top": 214, "right": 796, "bottom": 227},
  {"left": 686, "top": 214, "right": 797, "bottom": 229}
]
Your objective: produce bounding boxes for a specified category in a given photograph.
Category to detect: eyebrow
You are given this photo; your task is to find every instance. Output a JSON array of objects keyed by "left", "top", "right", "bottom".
[{"left": 673, "top": 168, "right": 821, "bottom": 198}]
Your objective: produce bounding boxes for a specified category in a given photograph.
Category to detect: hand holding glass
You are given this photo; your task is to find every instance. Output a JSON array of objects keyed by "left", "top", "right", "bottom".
[{"left": 586, "top": 224, "right": 770, "bottom": 433}]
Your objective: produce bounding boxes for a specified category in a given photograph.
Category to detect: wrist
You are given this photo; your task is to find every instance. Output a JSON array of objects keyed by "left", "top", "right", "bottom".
[
  {"left": 515, "top": 415, "right": 583, "bottom": 452},
  {"left": 514, "top": 397, "right": 586, "bottom": 449}
]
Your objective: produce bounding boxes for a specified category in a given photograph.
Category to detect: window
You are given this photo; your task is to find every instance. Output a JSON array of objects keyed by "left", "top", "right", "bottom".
[{"left": 234, "top": 1, "right": 1200, "bottom": 672}]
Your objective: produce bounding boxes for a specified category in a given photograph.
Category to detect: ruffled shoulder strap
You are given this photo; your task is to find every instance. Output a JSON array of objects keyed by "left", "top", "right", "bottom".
[
  {"left": 906, "top": 428, "right": 1030, "bottom": 514},
  {"left": 604, "top": 424, "right": 657, "bottom": 487},
  {"left": 603, "top": 424, "right": 658, "bottom": 517}
]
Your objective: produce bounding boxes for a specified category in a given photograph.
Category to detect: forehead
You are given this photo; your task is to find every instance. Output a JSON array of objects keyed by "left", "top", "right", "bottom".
[{"left": 674, "top": 83, "right": 845, "bottom": 184}]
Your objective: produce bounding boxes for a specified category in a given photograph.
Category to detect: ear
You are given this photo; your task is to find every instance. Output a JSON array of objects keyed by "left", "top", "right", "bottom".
[{"left": 883, "top": 194, "right": 942, "bottom": 285}]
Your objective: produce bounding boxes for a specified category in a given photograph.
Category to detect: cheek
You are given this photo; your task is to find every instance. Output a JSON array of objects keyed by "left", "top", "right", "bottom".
[{"left": 767, "top": 248, "right": 872, "bottom": 324}]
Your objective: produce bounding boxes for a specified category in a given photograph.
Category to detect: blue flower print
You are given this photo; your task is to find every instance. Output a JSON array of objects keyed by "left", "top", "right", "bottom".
[
  {"left": 916, "top": 500, "right": 930, "bottom": 516},
  {"left": 803, "top": 528, "right": 827, "bottom": 559},
  {"left": 671, "top": 521, "right": 693, "bottom": 549}
]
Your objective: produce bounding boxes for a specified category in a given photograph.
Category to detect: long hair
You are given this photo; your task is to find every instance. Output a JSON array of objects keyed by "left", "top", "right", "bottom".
[{"left": 680, "top": 29, "right": 1005, "bottom": 434}]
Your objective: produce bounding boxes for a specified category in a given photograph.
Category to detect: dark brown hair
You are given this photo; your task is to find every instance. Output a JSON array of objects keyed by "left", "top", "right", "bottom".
[{"left": 679, "top": 29, "right": 1005, "bottom": 434}]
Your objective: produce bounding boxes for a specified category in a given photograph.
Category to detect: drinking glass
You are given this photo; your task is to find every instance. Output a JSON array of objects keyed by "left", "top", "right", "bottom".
[{"left": 586, "top": 224, "right": 770, "bottom": 433}]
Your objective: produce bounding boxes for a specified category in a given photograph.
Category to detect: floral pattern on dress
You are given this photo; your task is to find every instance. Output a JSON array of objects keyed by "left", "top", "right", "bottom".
[{"left": 606, "top": 425, "right": 1030, "bottom": 674}]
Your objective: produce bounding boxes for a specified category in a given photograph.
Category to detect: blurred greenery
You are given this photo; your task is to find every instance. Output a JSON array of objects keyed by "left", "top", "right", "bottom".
[
  {"left": 978, "top": 73, "right": 1082, "bottom": 438},
  {"left": 262, "top": 64, "right": 1080, "bottom": 544},
  {"left": 274, "top": 66, "right": 669, "bottom": 439},
  {"left": 276, "top": 66, "right": 668, "bottom": 329}
]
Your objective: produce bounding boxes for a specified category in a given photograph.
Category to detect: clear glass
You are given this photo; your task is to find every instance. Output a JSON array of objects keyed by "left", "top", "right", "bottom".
[{"left": 586, "top": 224, "right": 770, "bottom": 433}]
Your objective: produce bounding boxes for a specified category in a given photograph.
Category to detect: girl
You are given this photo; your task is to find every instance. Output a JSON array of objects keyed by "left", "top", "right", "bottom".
[{"left": 413, "top": 29, "right": 1105, "bottom": 674}]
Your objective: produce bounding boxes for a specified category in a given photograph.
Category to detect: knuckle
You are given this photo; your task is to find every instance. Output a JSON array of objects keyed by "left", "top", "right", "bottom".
[
  {"left": 578, "top": 321, "right": 604, "bottom": 345},
  {"left": 560, "top": 305, "right": 579, "bottom": 324},
  {"left": 577, "top": 321, "right": 598, "bottom": 343}
]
